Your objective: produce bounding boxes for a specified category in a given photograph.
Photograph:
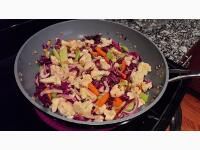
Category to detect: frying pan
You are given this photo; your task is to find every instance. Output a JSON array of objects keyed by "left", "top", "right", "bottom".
[{"left": 14, "top": 20, "right": 200, "bottom": 126}]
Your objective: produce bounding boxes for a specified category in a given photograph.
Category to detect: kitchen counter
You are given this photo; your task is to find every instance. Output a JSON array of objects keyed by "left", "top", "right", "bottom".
[{"left": 111, "top": 19, "right": 200, "bottom": 67}]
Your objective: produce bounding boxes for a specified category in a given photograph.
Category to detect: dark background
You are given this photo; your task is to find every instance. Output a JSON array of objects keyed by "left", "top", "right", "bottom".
[{"left": 0, "top": 20, "right": 67, "bottom": 130}]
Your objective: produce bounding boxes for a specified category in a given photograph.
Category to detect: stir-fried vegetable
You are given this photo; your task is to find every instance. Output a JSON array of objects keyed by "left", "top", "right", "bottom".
[
  {"left": 88, "top": 83, "right": 99, "bottom": 96},
  {"left": 35, "top": 35, "right": 152, "bottom": 122},
  {"left": 121, "top": 44, "right": 129, "bottom": 52},
  {"left": 75, "top": 49, "right": 81, "bottom": 61},
  {"left": 96, "top": 47, "right": 106, "bottom": 57},
  {"left": 120, "top": 60, "right": 127, "bottom": 72},
  {"left": 118, "top": 71, "right": 127, "bottom": 79},
  {"left": 106, "top": 51, "right": 116, "bottom": 62},
  {"left": 90, "top": 51, "right": 98, "bottom": 57},
  {"left": 139, "top": 92, "right": 149, "bottom": 103},
  {"left": 113, "top": 97, "right": 123, "bottom": 107},
  {"left": 52, "top": 48, "right": 60, "bottom": 60},
  {"left": 96, "top": 92, "right": 110, "bottom": 107},
  {"left": 59, "top": 46, "right": 68, "bottom": 65},
  {"left": 124, "top": 101, "right": 135, "bottom": 112},
  {"left": 96, "top": 47, "right": 109, "bottom": 62}
]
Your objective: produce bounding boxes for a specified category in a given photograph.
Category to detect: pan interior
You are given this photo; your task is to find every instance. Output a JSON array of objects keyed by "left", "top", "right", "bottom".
[{"left": 14, "top": 20, "right": 168, "bottom": 125}]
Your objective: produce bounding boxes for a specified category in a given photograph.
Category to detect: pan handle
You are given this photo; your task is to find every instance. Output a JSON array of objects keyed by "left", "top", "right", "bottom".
[
  {"left": 169, "top": 69, "right": 191, "bottom": 74},
  {"left": 168, "top": 69, "right": 200, "bottom": 82}
]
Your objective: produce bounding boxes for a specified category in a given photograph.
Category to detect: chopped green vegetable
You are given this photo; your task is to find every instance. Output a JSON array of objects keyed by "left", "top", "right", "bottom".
[
  {"left": 75, "top": 49, "right": 80, "bottom": 61},
  {"left": 106, "top": 50, "right": 116, "bottom": 62},
  {"left": 51, "top": 93, "right": 57, "bottom": 99},
  {"left": 124, "top": 101, "right": 135, "bottom": 112},
  {"left": 139, "top": 92, "right": 149, "bottom": 103},
  {"left": 121, "top": 44, "right": 129, "bottom": 52},
  {"left": 106, "top": 51, "right": 112, "bottom": 59},
  {"left": 52, "top": 48, "right": 60, "bottom": 60},
  {"left": 59, "top": 46, "right": 68, "bottom": 65}
]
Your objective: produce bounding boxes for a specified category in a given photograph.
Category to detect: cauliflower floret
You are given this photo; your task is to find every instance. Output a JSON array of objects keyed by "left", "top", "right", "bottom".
[
  {"left": 85, "top": 40, "right": 94, "bottom": 45},
  {"left": 40, "top": 75, "right": 61, "bottom": 85},
  {"left": 50, "top": 55, "right": 59, "bottom": 65},
  {"left": 138, "top": 62, "right": 151, "bottom": 76},
  {"left": 98, "top": 38, "right": 112, "bottom": 47},
  {"left": 141, "top": 82, "right": 152, "bottom": 92},
  {"left": 79, "top": 51, "right": 92, "bottom": 66},
  {"left": 130, "top": 62, "right": 151, "bottom": 85},
  {"left": 58, "top": 101, "right": 75, "bottom": 117},
  {"left": 68, "top": 58, "right": 74, "bottom": 64},
  {"left": 50, "top": 65, "right": 67, "bottom": 80},
  {"left": 104, "top": 109, "right": 116, "bottom": 120},
  {"left": 51, "top": 97, "right": 65, "bottom": 112},
  {"left": 81, "top": 49, "right": 89, "bottom": 53},
  {"left": 127, "top": 92, "right": 135, "bottom": 100},
  {"left": 61, "top": 40, "right": 85, "bottom": 51},
  {"left": 124, "top": 55, "right": 133, "bottom": 66},
  {"left": 91, "top": 68, "right": 110, "bottom": 80},
  {"left": 61, "top": 40, "right": 69, "bottom": 46},
  {"left": 68, "top": 71, "right": 77, "bottom": 84},
  {"left": 132, "top": 86, "right": 142, "bottom": 96},
  {"left": 110, "top": 84, "right": 125, "bottom": 98},
  {"left": 114, "top": 62, "right": 120, "bottom": 68},
  {"left": 72, "top": 76, "right": 81, "bottom": 89},
  {"left": 130, "top": 71, "right": 144, "bottom": 85},
  {"left": 100, "top": 58, "right": 111, "bottom": 70},
  {"left": 80, "top": 74, "right": 92, "bottom": 87},
  {"left": 127, "top": 86, "right": 142, "bottom": 100},
  {"left": 84, "top": 61, "right": 96, "bottom": 71},
  {"left": 94, "top": 115, "right": 104, "bottom": 122},
  {"left": 73, "top": 101, "right": 94, "bottom": 118},
  {"left": 95, "top": 104, "right": 107, "bottom": 115},
  {"left": 138, "top": 98, "right": 145, "bottom": 107},
  {"left": 80, "top": 88, "right": 97, "bottom": 101}
]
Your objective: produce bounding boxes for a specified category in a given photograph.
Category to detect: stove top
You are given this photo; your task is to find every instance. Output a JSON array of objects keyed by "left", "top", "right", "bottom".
[{"left": 0, "top": 20, "right": 188, "bottom": 131}]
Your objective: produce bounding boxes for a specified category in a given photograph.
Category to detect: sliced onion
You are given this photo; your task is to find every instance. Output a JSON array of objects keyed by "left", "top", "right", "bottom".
[
  {"left": 57, "top": 94, "right": 77, "bottom": 103},
  {"left": 124, "top": 99, "right": 139, "bottom": 114},
  {"left": 71, "top": 89, "right": 81, "bottom": 101},
  {"left": 58, "top": 94, "right": 75, "bottom": 100},
  {"left": 103, "top": 81, "right": 109, "bottom": 92},
  {"left": 40, "top": 89, "right": 63, "bottom": 96},
  {"left": 40, "top": 65, "right": 50, "bottom": 79}
]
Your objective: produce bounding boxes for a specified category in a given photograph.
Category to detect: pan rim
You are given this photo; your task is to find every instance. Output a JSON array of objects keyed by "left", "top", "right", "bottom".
[{"left": 14, "top": 19, "right": 169, "bottom": 126}]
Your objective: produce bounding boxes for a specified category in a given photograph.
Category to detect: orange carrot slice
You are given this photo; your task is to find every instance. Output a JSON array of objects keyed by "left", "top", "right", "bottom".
[
  {"left": 113, "top": 97, "right": 123, "bottom": 107},
  {"left": 90, "top": 51, "right": 98, "bottom": 57},
  {"left": 119, "top": 71, "right": 127, "bottom": 79},
  {"left": 88, "top": 83, "right": 99, "bottom": 96},
  {"left": 95, "top": 47, "right": 109, "bottom": 63},
  {"left": 95, "top": 47, "right": 107, "bottom": 57},
  {"left": 121, "top": 60, "right": 127, "bottom": 72},
  {"left": 96, "top": 92, "right": 110, "bottom": 107}
]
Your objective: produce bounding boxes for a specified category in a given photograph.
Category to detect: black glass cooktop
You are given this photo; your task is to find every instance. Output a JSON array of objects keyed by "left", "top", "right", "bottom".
[{"left": 0, "top": 20, "right": 188, "bottom": 130}]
